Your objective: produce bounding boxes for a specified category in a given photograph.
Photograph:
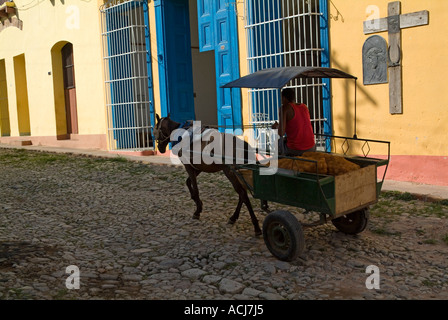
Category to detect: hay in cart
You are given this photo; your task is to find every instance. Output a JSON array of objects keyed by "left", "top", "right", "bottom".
[{"left": 237, "top": 152, "right": 362, "bottom": 189}]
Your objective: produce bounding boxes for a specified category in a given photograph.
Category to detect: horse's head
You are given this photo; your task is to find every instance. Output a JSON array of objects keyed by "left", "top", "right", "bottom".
[{"left": 153, "top": 114, "right": 180, "bottom": 153}]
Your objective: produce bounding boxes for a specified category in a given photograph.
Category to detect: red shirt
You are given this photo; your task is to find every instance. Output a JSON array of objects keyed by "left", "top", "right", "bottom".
[{"left": 285, "top": 103, "right": 315, "bottom": 151}]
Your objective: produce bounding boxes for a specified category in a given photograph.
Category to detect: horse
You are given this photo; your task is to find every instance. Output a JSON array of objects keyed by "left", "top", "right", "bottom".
[{"left": 153, "top": 114, "right": 262, "bottom": 236}]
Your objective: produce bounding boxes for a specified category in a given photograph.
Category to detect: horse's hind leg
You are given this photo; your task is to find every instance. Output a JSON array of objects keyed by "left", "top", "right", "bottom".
[
  {"left": 228, "top": 198, "right": 243, "bottom": 225},
  {"left": 223, "top": 167, "right": 262, "bottom": 236},
  {"left": 185, "top": 165, "right": 202, "bottom": 219}
]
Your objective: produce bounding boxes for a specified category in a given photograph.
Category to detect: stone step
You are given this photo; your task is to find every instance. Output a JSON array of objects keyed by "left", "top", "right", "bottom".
[{"left": 9, "top": 140, "right": 32, "bottom": 146}]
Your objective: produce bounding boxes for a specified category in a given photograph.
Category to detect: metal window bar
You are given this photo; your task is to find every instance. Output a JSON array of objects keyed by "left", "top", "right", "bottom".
[
  {"left": 245, "top": 0, "right": 326, "bottom": 152},
  {"left": 100, "top": 0, "right": 154, "bottom": 151}
]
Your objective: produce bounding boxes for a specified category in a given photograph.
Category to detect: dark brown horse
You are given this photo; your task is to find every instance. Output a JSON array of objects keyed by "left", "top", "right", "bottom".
[{"left": 153, "top": 114, "right": 262, "bottom": 236}]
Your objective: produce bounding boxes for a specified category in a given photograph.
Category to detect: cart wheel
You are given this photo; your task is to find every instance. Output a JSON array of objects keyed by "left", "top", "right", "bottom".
[
  {"left": 331, "top": 208, "right": 369, "bottom": 235},
  {"left": 263, "top": 210, "right": 305, "bottom": 261}
]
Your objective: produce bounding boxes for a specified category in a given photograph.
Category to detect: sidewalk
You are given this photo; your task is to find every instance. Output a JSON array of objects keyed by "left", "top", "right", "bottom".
[
  {"left": 381, "top": 180, "right": 448, "bottom": 202},
  {"left": 2, "top": 143, "right": 448, "bottom": 201}
]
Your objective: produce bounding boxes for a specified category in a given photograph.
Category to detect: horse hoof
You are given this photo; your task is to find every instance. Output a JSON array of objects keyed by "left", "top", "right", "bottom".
[
  {"left": 192, "top": 214, "right": 200, "bottom": 220},
  {"left": 227, "top": 218, "right": 236, "bottom": 225},
  {"left": 254, "top": 230, "right": 262, "bottom": 237}
]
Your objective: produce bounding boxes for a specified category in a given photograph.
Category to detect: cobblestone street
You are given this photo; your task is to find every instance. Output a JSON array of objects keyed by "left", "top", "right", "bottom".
[{"left": 1, "top": 148, "right": 447, "bottom": 300}]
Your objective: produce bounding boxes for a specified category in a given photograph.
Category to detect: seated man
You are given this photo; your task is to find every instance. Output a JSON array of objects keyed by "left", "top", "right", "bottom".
[{"left": 272, "top": 88, "right": 316, "bottom": 156}]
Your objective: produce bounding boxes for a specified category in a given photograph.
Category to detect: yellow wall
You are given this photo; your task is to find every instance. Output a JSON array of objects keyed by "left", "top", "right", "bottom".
[
  {"left": 148, "top": 2, "right": 161, "bottom": 121},
  {"left": 329, "top": 0, "right": 448, "bottom": 156},
  {"left": 0, "top": 59, "right": 11, "bottom": 136},
  {"left": 0, "top": 0, "right": 106, "bottom": 138},
  {"left": 236, "top": 1, "right": 250, "bottom": 130}
]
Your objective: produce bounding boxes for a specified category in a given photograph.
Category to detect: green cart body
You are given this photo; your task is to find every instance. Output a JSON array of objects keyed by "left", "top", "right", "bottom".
[{"left": 239, "top": 139, "right": 390, "bottom": 220}]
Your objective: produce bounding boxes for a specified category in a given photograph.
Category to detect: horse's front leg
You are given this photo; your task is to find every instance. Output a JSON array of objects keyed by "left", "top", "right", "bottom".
[{"left": 185, "top": 165, "right": 202, "bottom": 219}]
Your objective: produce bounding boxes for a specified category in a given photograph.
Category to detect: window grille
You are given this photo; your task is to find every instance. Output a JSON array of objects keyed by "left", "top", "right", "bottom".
[
  {"left": 245, "top": 0, "right": 327, "bottom": 151},
  {"left": 100, "top": 0, "right": 154, "bottom": 151}
]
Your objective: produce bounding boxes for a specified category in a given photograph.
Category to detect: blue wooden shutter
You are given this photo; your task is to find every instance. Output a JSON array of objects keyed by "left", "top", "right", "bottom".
[
  {"left": 197, "top": 0, "right": 241, "bottom": 133},
  {"left": 215, "top": 0, "right": 242, "bottom": 133},
  {"left": 197, "top": 0, "right": 214, "bottom": 52}
]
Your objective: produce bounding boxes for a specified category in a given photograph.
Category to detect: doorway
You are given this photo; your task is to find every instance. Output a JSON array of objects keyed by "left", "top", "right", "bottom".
[
  {"left": 189, "top": 0, "right": 217, "bottom": 126},
  {"left": 155, "top": 0, "right": 241, "bottom": 130},
  {"left": 61, "top": 43, "right": 78, "bottom": 135},
  {"left": 13, "top": 54, "right": 31, "bottom": 136}
]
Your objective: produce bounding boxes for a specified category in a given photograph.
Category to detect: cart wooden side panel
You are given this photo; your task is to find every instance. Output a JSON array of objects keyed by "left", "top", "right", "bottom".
[{"left": 334, "top": 165, "right": 377, "bottom": 217}]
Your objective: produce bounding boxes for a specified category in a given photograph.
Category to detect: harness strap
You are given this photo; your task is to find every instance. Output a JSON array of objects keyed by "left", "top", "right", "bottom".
[
  {"left": 157, "top": 119, "right": 190, "bottom": 146},
  {"left": 171, "top": 121, "right": 192, "bottom": 148},
  {"left": 179, "top": 120, "right": 193, "bottom": 129}
]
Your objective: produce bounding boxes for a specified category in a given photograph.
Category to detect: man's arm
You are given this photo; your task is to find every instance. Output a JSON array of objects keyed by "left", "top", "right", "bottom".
[{"left": 278, "top": 104, "right": 293, "bottom": 137}]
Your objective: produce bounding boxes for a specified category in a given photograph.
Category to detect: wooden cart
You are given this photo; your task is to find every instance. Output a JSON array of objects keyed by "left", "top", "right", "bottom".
[{"left": 222, "top": 67, "right": 390, "bottom": 261}]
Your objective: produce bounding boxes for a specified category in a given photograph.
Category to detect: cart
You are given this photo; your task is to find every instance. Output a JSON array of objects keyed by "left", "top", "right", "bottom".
[{"left": 222, "top": 67, "right": 390, "bottom": 261}]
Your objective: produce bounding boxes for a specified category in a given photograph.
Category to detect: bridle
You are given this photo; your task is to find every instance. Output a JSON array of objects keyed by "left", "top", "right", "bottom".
[{"left": 154, "top": 117, "right": 172, "bottom": 145}]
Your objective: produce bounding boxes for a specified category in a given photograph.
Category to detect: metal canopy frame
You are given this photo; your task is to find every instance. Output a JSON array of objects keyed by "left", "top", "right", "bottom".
[
  {"left": 221, "top": 66, "right": 360, "bottom": 139},
  {"left": 221, "top": 66, "right": 357, "bottom": 89}
]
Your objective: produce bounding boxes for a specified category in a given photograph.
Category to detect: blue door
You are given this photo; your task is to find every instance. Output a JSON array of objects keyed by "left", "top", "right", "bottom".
[
  {"left": 197, "top": 0, "right": 242, "bottom": 133},
  {"left": 155, "top": 0, "right": 195, "bottom": 124}
]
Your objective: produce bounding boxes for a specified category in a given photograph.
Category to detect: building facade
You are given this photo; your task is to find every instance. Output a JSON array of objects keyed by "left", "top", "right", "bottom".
[
  {"left": 0, "top": 0, "right": 107, "bottom": 149},
  {"left": 0, "top": 0, "right": 446, "bottom": 186}
]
